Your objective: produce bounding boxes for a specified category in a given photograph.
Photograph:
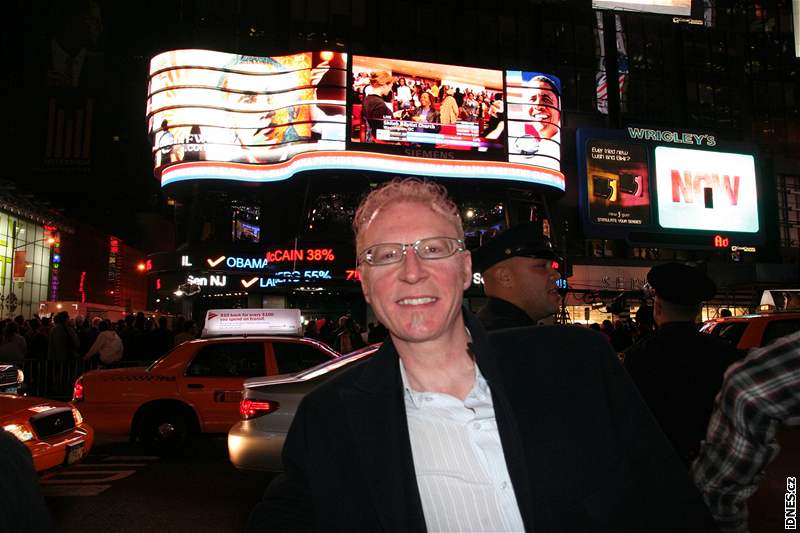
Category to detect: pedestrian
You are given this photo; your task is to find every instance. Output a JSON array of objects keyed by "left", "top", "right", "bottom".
[
  {"left": 83, "top": 320, "right": 123, "bottom": 367},
  {"left": 623, "top": 262, "right": 740, "bottom": 466},
  {"left": 28, "top": 318, "right": 48, "bottom": 360},
  {"left": 150, "top": 317, "right": 174, "bottom": 359},
  {"left": 691, "top": 329, "right": 800, "bottom": 533},
  {"left": 471, "top": 222, "right": 562, "bottom": 330},
  {"left": 0, "top": 322, "right": 27, "bottom": 364},
  {"left": 248, "top": 178, "right": 715, "bottom": 532},
  {"left": 47, "top": 311, "right": 79, "bottom": 360}
]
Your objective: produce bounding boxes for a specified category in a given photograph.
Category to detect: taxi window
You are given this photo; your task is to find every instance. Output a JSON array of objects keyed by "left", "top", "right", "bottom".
[
  {"left": 186, "top": 342, "right": 265, "bottom": 377},
  {"left": 761, "top": 319, "right": 800, "bottom": 347},
  {"left": 710, "top": 322, "right": 748, "bottom": 347},
  {"left": 273, "top": 342, "right": 330, "bottom": 374}
]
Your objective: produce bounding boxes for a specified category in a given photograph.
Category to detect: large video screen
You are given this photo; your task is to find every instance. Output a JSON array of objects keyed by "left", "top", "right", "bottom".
[
  {"left": 654, "top": 147, "right": 759, "bottom": 233},
  {"left": 350, "top": 55, "right": 505, "bottom": 156},
  {"left": 592, "top": 0, "right": 692, "bottom": 15},
  {"left": 147, "top": 50, "right": 347, "bottom": 167},
  {"left": 506, "top": 71, "right": 562, "bottom": 172},
  {"left": 149, "top": 50, "right": 566, "bottom": 191}
]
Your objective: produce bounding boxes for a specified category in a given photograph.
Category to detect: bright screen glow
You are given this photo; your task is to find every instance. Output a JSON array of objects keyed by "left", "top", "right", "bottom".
[
  {"left": 147, "top": 50, "right": 347, "bottom": 167},
  {"left": 350, "top": 55, "right": 505, "bottom": 154},
  {"left": 592, "top": 0, "right": 691, "bottom": 16},
  {"left": 506, "top": 71, "right": 562, "bottom": 172},
  {"left": 654, "top": 147, "right": 759, "bottom": 233}
]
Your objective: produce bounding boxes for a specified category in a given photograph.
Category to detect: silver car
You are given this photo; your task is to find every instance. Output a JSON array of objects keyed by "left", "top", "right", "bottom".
[{"left": 228, "top": 343, "right": 380, "bottom": 471}]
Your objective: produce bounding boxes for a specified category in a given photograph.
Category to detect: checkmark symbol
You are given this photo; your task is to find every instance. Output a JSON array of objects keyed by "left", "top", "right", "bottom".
[
  {"left": 207, "top": 256, "right": 226, "bottom": 267},
  {"left": 241, "top": 277, "right": 259, "bottom": 288}
]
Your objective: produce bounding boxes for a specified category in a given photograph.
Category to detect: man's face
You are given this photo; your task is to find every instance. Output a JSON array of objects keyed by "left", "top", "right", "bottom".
[
  {"left": 357, "top": 201, "right": 471, "bottom": 345},
  {"left": 504, "top": 256, "right": 561, "bottom": 321},
  {"left": 528, "top": 80, "right": 561, "bottom": 140}
]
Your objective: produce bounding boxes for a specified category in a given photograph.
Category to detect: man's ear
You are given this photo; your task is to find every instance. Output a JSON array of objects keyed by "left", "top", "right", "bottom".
[
  {"left": 462, "top": 250, "right": 473, "bottom": 290},
  {"left": 491, "top": 264, "right": 514, "bottom": 288}
]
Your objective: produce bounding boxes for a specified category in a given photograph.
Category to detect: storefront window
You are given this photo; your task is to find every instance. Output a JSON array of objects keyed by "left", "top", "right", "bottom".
[{"left": 0, "top": 213, "right": 53, "bottom": 318}]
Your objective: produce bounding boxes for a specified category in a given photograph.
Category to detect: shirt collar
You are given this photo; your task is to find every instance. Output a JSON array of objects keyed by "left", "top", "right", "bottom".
[{"left": 399, "top": 350, "right": 488, "bottom": 410}]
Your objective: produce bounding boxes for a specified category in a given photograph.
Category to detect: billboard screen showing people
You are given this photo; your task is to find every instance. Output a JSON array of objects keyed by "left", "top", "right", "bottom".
[
  {"left": 654, "top": 147, "right": 759, "bottom": 233},
  {"left": 506, "top": 71, "right": 562, "bottom": 172},
  {"left": 591, "top": 0, "right": 692, "bottom": 16},
  {"left": 148, "top": 50, "right": 565, "bottom": 191},
  {"left": 147, "top": 50, "right": 348, "bottom": 168},
  {"left": 350, "top": 55, "right": 505, "bottom": 157}
]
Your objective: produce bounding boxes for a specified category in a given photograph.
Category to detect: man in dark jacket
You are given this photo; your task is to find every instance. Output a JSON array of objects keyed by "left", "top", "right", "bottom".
[
  {"left": 249, "top": 179, "right": 716, "bottom": 532},
  {"left": 623, "top": 262, "right": 740, "bottom": 466},
  {"left": 473, "top": 222, "right": 562, "bottom": 330},
  {"left": 0, "top": 429, "right": 54, "bottom": 532}
]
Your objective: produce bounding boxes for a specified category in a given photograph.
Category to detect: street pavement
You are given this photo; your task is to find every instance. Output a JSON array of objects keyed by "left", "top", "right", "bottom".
[{"left": 44, "top": 434, "right": 273, "bottom": 533}]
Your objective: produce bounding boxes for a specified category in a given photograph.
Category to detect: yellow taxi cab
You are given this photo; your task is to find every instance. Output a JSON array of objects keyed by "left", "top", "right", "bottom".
[
  {"left": 1, "top": 393, "right": 93, "bottom": 472},
  {"left": 72, "top": 309, "right": 339, "bottom": 451},
  {"left": 700, "top": 310, "right": 800, "bottom": 351}
]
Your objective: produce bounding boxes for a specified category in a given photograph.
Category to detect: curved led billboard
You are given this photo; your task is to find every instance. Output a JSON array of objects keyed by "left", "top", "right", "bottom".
[{"left": 148, "top": 50, "right": 564, "bottom": 191}]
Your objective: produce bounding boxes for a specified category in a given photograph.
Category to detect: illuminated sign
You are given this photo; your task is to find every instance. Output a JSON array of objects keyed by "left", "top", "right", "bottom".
[
  {"left": 577, "top": 127, "right": 762, "bottom": 247},
  {"left": 655, "top": 147, "right": 759, "bottom": 233},
  {"left": 731, "top": 245, "right": 756, "bottom": 253},
  {"left": 181, "top": 255, "right": 193, "bottom": 267},
  {"left": 266, "top": 248, "right": 336, "bottom": 262},
  {"left": 627, "top": 127, "right": 715, "bottom": 147},
  {"left": 149, "top": 50, "right": 565, "bottom": 191},
  {"left": 148, "top": 50, "right": 347, "bottom": 168},
  {"left": 592, "top": 0, "right": 691, "bottom": 16},
  {"left": 202, "top": 308, "right": 302, "bottom": 337},
  {"left": 187, "top": 274, "right": 228, "bottom": 287},
  {"left": 713, "top": 235, "right": 730, "bottom": 248}
]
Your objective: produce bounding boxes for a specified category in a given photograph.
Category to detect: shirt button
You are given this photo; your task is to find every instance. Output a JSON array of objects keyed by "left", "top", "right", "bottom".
[
  {"left": 501, "top": 481, "right": 508, "bottom": 490},
  {"left": 473, "top": 422, "right": 481, "bottom": 430},
  {"left": 424, "top": 396, "right": 433, "bottom": 402}
]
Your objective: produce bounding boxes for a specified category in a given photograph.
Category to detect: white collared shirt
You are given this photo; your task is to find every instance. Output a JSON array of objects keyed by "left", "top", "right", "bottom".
[{"left": 400, "top": 359, "right": 525, "bottom": 532}]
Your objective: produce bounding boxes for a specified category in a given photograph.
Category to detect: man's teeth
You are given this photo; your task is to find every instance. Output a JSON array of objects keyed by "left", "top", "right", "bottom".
[{"left": 398, "top": 297, "right": 437, "bottom": 305}]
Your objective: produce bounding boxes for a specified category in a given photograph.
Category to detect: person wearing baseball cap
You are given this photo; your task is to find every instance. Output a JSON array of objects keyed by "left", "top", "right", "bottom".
[
  {"left": 623, "top": 262, "right": 740, "bottom": 466},
  {"left": 472, "top": 222, "right": 562, "bottom": 331}
]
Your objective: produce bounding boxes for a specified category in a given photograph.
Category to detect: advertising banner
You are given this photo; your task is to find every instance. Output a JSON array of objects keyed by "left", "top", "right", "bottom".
[
  {"left": 13, "top": 251, "right": 27, "bottom": 282},
  {"left": 202, "top": 308, "right": 302, "bottom": 337},
  {"left": 654, "top": 147, "right": 759, "bottom": 233},
  {"left": 585, "top": 140, "right": 650, "bottom": 226},
  {"left": 148, "top": 50, "right": 565, "bottom": 191},
  {"left": 577, "top": 127, "right": 762, "bottom": 247}
]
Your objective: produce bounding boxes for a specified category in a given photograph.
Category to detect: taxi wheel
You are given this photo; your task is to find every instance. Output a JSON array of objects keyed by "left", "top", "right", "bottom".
[{"left": 141, "top": 409, "right": 189, "bottom": 454}]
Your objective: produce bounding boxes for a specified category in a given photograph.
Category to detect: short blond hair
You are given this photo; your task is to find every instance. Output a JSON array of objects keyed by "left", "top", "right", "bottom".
[{"left": 353, "top": 178, "right": 464, "bottom": 248}]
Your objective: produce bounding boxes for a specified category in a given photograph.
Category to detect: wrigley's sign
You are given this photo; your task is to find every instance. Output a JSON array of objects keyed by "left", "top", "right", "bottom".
[{"left": 627, "top": 127, "right": 716, "bottom": 147}]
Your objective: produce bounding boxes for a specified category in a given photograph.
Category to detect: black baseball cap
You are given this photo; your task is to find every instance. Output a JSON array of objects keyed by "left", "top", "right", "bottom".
[
  {"left": 647, "top": 262, "right": 716, "bottom": 305},
  {"left": 472, "top": 222, "right": 558, "bottom": 273}
]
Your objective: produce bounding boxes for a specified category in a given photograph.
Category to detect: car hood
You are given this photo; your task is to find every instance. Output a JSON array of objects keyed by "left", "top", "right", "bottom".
[{"left": 0, "top": 393, "right": 69, "bottom": 417}]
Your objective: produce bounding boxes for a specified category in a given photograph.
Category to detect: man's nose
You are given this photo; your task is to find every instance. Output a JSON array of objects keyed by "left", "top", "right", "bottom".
[{"left": 398, "top": 249, "right": 427, "bottom": 283}]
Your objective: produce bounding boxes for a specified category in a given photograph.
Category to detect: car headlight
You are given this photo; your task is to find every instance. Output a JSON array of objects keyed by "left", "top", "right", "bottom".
[
  {"left": 71, "top": 407, "right": 83, "bottom": 425},
  {"left": 3, "top": 423, "right": 34, "bottom": 442},
  {"left": 16, "top": 368, "right": 24, "bottom": 384}
]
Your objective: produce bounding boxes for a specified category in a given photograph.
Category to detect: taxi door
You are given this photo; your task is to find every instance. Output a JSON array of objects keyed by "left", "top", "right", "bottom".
[{"left": 180, "top": 340, "right": 268, "bottom": 433}]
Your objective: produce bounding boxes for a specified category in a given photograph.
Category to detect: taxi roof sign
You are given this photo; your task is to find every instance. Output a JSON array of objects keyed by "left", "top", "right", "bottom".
[{"left": 202, "top": 309, "right": 303, "bottom": 338}]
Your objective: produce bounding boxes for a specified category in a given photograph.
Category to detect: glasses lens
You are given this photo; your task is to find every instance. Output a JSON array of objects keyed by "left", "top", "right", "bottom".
[
  {"left": 417, "top": 237, "right": 459, "bottom": 260},
  {"left": 367, "top": 243, "right": 403, "bottom": 265}
]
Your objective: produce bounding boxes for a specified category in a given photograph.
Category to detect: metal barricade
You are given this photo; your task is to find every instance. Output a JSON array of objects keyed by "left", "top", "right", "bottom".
[{"left": 18, "top": 358, "right": 151, "bottom": 400}]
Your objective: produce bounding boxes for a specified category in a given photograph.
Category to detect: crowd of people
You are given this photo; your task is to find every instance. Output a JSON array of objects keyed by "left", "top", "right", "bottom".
[
  {"left": 302, "top": 314, "right": 389, "bottom": 354},
  {"left": 0, "top": 311, "right": 199, "bottom": 368}
]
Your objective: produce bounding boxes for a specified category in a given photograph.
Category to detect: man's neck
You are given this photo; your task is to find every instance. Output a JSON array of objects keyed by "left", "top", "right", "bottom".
[{"left": 393, "top": 321, "right": 475, "bottom": 401}]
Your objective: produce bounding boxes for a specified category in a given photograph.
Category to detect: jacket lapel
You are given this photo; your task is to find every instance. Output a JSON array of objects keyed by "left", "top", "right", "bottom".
[{"left": 341, "top": 340, "right": 427, "bottom": 532}]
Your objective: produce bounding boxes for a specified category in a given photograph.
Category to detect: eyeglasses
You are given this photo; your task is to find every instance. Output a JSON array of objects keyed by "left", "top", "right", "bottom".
[{"left": 358, "top": 237, "right": 465, "bottom": 266}]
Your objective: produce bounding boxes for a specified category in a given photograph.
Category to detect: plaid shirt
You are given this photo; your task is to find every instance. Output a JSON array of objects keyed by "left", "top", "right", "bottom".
[{"left": 691, "top": 329, "right": 800, "bottom": 533}]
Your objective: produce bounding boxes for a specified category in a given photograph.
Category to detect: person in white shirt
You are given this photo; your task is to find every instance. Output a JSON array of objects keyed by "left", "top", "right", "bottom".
[{"left": 83, "top": 320, "right": 123, "bottom": 366}]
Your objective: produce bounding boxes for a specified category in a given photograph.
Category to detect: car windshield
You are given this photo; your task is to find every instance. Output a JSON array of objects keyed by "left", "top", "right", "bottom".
[
  {"left": 295, "top": 343, "right": 380, "bottom": 381},
  {"left": 709, "top": 321, "right": 748, "bottom": 347}
]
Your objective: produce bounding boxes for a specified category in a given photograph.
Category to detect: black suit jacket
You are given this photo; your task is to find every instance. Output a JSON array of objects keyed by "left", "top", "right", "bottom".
[{"left": 249, "top": 312, "right": 717, "bottom": 532}]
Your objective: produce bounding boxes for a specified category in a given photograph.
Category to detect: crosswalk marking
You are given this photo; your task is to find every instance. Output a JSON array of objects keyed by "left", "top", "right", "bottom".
[
  {"left": 40, "top": 485, "right": 112, "bottom": 497},
  {"left": 42, "top": 454, "right": 160, "bottom": 497}
]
